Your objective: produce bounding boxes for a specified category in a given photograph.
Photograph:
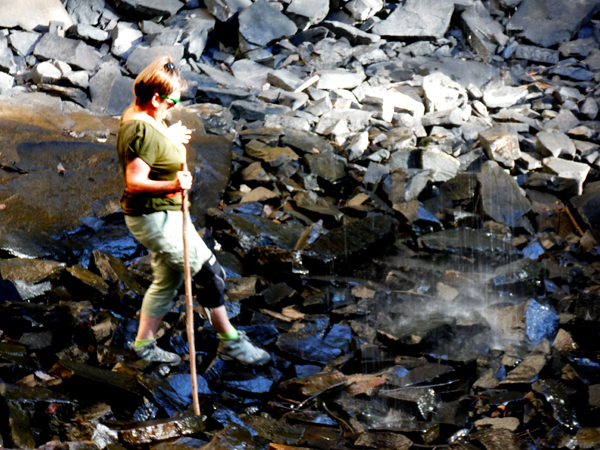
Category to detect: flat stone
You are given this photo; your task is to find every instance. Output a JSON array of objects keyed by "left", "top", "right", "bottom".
[
  {"left": 67, "top": 24, "right": 110, "bottom": 44},
  {"left": 420, "top": 148, "right": 460, "bottom": 182},
  {"left": 89, "top": 62, "right": 135, "bottom": 115},
  {"left": 230, "top": 59, "right": 273, "bottom": 89},
  {"left": 580, "top": 97, "right": 599, "bottom": 120},
  {"left": 204, "top": 0, "right": 251, "bottom": 21},
  {"left": 0, "top": 0, "right": 73, "bottom": 31},
  {"left": 461, "top": 0, "right": 507, "bottom": 61},
  {"left": 543, "top": 109, "right": 580, "bottom": 133},
  {"left": 287, "top": 0, "right": 330, "bottom": 27},
  {"left": 542, "top": 157, "right": 590, "bottom": 196},
  {"left": 125, "top": 45, "right": 184, "bottom": 75},
  {"left": 423, "top": 72, "right": 467, "bottom": 113},
  {"left": 478, "top": 160, "right": 532, "bottom": 229},
  {"left": 479, "top": 125, "right": 521, "bottom": 169},
  {"left": 111, "top": 22, "right": 143, "bottom": 58},
  {"left": 34, "top": 33, "right": 102, "bottom": 72},
  {"left": 0, "top": 72, "right": 14, "bottom": 94},
  {"left": 507, "top": 0, "right": 600, "bottom": 48},
  {"left": 239, "top": 0, "right": 298, "bottom": 47},
  {"left": 316, "top": 68, "right": 366, "bottom": 90},
  {"left": 514, "top": 44, "right": 560, "bottom": 64},
  {"left": 321, "top": 20, "right": 381, "bottom": 45},
  {"left": 64, "top": 0, "right": 104, "bottom": 25},
  {"left": 230, "top": 100, "right": 291, "bottom": 121},
  {"left": 482, "top": 81, "right": 528, "bottom": 109},
  {"left": 8, "top": 31, "right": 42, "bottom": 57},
  {"left": 535, "top": 130, "right": 576, "bottom": 158},
  {"left": 372, "top": 0, "right": 454, "bottom": 39},
  {"left": 267, "top": 69, "right": 304, "bottom": 92}
]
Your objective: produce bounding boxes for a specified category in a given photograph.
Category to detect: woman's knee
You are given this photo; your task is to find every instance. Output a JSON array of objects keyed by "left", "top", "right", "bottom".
[{"left": 193, "top": 255, "right": 226, "bottom": 309}]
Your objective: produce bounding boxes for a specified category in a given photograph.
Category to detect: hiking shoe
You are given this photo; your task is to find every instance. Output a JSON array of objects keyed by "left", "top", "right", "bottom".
[
  {"left": 218, "top": 331, "right": 271, "bottom": 366},
  {"left": 130, "top": 340, "right": 181, "bottom": 366}
]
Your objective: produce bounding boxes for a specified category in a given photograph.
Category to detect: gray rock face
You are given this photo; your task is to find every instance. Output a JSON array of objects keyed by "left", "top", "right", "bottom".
[
  {"left": 542, "top": 157, "right": 590, "bottom": 196},
  {"left": 64, "top": 0, "right": 105, "bottom": 25},
  {"left": 478, "top": 160, "right": 532, "bottom": 229},
  {"left": 33, "top": 33, "right": 102, "bottom": 72},
  {"left": 125, "top": 45, "right": 184, "bottom": 75},
  {"left": 535, "top": 130, "right": 576, "bottom": 159},
  {"left": 8, "top": 31, "right": 42, "bottom": 57},
  {"left": 66, "top": 24, "right": 110, "bottom": 44},
  {"left": 89, "top": 62, "right": 135, "bottom": 115},
  {"left": 507, "top": 0, "right": 600, "bottom": 47},
  {"left": 0, "top": 36, "right": 17, "bottom": 75},
  {"left": 204, "top": 0, "right": 251, "bottom": 22},
  {"left": 461, "top": 0, "right": 507, "bottom": 61},
  {"left": 372, "top": 0, "right": 454, "bottom": 39},
  {"left": 482, "top": 81, "right": 528, "bottom": 109},
  {"left": 479, "top": 125, "right": 521, "bottom": 169},
  {"left": 0, "top": 0, "right": 73, "bottom": 31},
  {"left": 514, "top": 45, "right": 560, "bottom": 64},
  {"left": 238, "top": 0, "right": 298, "bottom": 47},
  {"left": 287, "top": 0, "right": 330, "bottom": 28}
]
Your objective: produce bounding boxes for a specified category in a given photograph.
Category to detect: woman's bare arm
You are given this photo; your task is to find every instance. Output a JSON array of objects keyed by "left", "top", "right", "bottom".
[{"left": 125, "top": 157, "right": 192, "bottom": 195}]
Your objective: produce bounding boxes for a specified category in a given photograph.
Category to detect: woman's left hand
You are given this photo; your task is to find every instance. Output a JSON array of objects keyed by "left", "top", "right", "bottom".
[{"left": 168, "top": 121, "right": 193, "bottom": 145}]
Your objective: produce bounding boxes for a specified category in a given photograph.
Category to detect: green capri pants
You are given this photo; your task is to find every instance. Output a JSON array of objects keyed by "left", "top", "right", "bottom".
[{"left": 125, "top": 210, "right": 213, "bottom": 318}]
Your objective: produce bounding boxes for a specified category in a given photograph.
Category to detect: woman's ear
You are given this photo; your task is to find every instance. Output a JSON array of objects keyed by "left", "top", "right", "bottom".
[{"left": 150, "top": 92, "right": 161, "bottom": 108}]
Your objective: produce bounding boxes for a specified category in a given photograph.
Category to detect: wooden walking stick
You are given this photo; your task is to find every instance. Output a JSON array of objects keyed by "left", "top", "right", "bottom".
[{"left": 181, "top": 162, "right": 201, "bottom": 416}]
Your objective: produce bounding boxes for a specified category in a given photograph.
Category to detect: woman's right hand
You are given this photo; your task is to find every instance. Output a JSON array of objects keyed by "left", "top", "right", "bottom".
[{"left": 175, "top": 170, "right": 192, "bottom": 191}]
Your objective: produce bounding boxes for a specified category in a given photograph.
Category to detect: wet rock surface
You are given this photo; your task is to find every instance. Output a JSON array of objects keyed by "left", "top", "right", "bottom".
[{"left": 1, "top": 0, "right": 600, "bottom": 449}]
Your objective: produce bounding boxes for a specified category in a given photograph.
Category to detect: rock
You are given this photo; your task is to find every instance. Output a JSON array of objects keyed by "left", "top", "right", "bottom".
[
  {"left": 0, "top": 0, "right": 73, "bottom": 31},
  {"left": 204, "top": 0, "right": 251, "bottom": 21},
  {"left": 461, "top": 0, "right": 507, "bottom": 61},
  {"left": 554, "top": 86, "right": 585, "bottom": 104},
  {"left": 287, "top": 0, "right": 330, "bottom": 29},
  {"left": 478, "top": 160, "right": 532, "bottom": 229},
  {"left": 475, "top": 417, "right": 520, "bottom": 431},
  {"left": 31, "top": 61, "right": 63, "bottom": 85},
  {"left": 354, "top": 432, "right": 412, "bottom": 450},
  {"left": 33, "top": 33, "right": 102, "bottom": 72},
  {"left": 67, "top": 24, "right": 110, "bottom": 44},
  {"left": 535, "top": 130, "right": 576, "bottom": 159},
  {"left": 543, "top": 109, "right": 580, "bottom": 133},
  {"left": 89, "top": 62, "right": 135, "bottom": 115},
  {"left": 279, "top": 127, "right": 334, "bottom": 155},
  {"left": 316, "top": 68, "right": 366, "bottom": 90},
  {"left": 304, "top": 153, "right": 346, "bottom": 182},
  {"left": 420, "top": 148, "right": 460, "bottom": 182},
  {"left": 238, "top": 0, "right": 298, "bottom": 47},
  {"left": 111, "top": 0, "right": 184, "bottom": 19},
  {"left": 267, "top": 69, "right": 304, "bottom": 92},
  {"left": 372, "top": 0, "right": 454, "bottom": 39},
  {"left": 64, "top": 0, "right": 105, "bottom": 25},
  {"left": 321, "top": 21, "right": 381, "bottom": 45},
  {"left": 479, "top": 125, "right": 521, "bottom": 169},
  {"left": 514, "top": 44, "right": 560, "bottom": 64},
  {"left": 230, "top": 100, "right": 292, "bottom": 121},
  {"left": 111, "top": 22, "right": 143, "bottom": 59},
  {"left": 8, "top": 31, "right": 42, "bottom": 57},
  {"left": 423, "top": 72, "right": 467, "bottom": 113},
  {"left": 230, "top": 60, "right": 273, "bottom": 89},
  {"left": 482, "top": 81, "right": 528, "bottom": 109},
  {"left": 580, "top": 97, "right": 598, "bottom": 120},
  {"left": 507, "top": 0, "right": 600, "bottom": 48},
  {"left": 542, "top": 157, "right": 590, "bottom": 196},
  {"left": 0, "top": 72, "right": 14, "bottom": 93},
  {"left": 125, "top": 45, "right": 184, "bottom": 75}
]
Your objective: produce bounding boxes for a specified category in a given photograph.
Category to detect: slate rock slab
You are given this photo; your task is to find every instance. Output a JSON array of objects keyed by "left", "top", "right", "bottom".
[
  {"left": 112, "top": 0, "right": 185, "bottom": 19},
  {"left": 507, "top": 0, "right": 600, "bottom": 47},
  {"left": 0, "top": 0, "right": 73, "bottom": 31},
  {"left": 238, "top": 0, "right": 298, "bottom": 47},
  {"left": 33, "top": 33, "right": 102, "bottom": 72},
  {"left": 478, "top": 161, "right": 532, "bottom": 229},
  {"left": 372, "top": 0, "right": 454, "bottom": 39}
]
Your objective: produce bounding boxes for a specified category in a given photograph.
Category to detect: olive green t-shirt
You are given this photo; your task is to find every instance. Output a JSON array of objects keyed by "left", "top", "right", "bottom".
[{"left": 117, "top": 120, "right": 185, "bottom": 215}]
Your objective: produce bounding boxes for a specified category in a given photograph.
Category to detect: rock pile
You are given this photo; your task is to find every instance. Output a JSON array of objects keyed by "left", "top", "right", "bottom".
[{"left": 1, "top": 0, "right": 600, "bottom": 449}]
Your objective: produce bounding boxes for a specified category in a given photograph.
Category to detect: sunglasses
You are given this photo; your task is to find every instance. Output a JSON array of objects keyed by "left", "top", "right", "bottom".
[{"left": 160, "top": 94, "right": 180, "bottom": 105}]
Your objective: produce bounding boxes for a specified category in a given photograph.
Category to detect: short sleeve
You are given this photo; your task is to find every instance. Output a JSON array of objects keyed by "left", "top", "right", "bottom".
[{"left": 126, "top": 122, "right": 156, "bottom": 167}]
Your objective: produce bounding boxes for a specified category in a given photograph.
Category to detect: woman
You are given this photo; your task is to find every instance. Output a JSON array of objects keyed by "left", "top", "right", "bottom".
[{"left": 117, "top": 56, "right": 270, "bottom": 366}]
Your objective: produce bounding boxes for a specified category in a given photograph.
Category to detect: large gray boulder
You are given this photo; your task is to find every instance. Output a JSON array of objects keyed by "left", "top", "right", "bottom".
[
  {"left": 478, "top": 160, "right": 532, "bottom": 229},
  {"left": 33, "top": 33, "right": 102, "bottom": 72},
  {"left": 0, "top": 0, "right": 73, "bottom": 31},
  {"left": 372, "top": 0, "right": 454, "bottom": 39},
  {"left": 238, "top": 0, "right": 298, "bottom": 47},
  {"left": 507, "top": 0, "right": 600, "bottom": 47},
  {"left": 64, "top": 0, "right": 105, "bottom": 25},
  {"left": 89, "top": 62, "right": 135, "bottom": 115}
]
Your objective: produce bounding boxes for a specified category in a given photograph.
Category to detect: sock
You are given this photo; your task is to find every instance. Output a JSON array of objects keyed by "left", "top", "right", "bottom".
[
  {"left": 135, "top": 338, "right": 154, "bottom": 348},
  {"left": 218, "top": 328, "right": 239, "bottom": 341}
]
